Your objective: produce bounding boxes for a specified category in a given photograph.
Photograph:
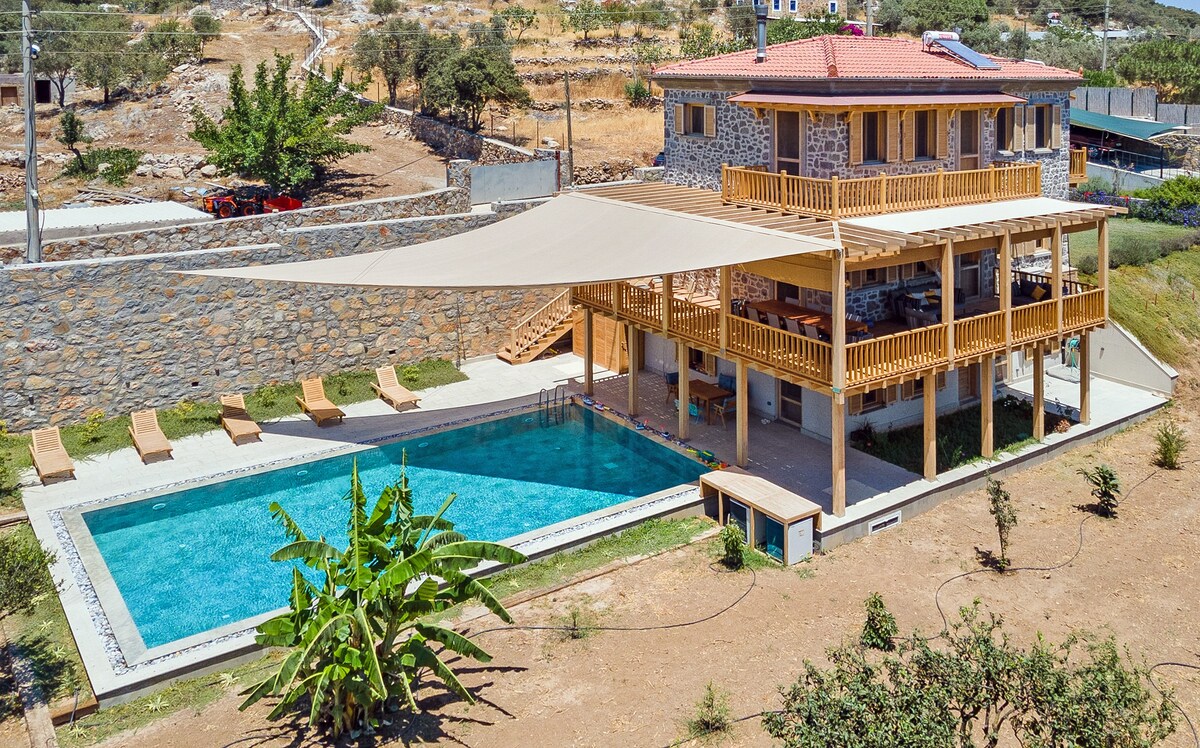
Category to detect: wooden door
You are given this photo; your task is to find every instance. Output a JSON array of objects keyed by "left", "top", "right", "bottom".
[{"left": 959, "top": 110, "right": 981, "bottom": 170}]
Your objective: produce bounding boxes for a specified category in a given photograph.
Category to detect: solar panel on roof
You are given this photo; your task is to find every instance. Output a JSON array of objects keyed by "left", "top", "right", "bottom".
[{"left": 933, "top": 39, "right": 1002, "bottom": 70}]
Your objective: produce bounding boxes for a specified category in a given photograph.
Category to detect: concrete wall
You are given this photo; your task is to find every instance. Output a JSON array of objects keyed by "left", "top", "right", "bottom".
[
  {"left": 799, "top": 370, "right": 967, "bottom": 441},
  {"left": 1083, "top": 163, "right": 1166, "bottom": 191},
  {"left": 0, "top": 189, "right": 470, "bottom": 265},
  {"left": 1, "top": 206, "right": 555, "bottom": 431},
  {"left": 1091, "top": 322, "right": 1178, "bottom": 397}
]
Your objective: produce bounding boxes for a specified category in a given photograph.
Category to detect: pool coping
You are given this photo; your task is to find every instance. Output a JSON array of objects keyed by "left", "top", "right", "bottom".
[{"left": 38, "top": 399, "right": 714, "bottom": 705}]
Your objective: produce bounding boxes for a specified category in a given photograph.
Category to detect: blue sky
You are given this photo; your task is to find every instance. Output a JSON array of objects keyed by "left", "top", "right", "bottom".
[{"left": 1158, "top": 0, "right": 1200, "bottom": 11}]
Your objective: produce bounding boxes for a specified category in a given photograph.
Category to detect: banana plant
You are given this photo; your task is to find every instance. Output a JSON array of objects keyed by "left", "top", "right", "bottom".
[{"left": 239, "top": 459, "right": 527, "bottom": 738}]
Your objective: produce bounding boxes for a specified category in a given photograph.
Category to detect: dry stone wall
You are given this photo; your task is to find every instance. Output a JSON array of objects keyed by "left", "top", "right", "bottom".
[
  {"left": 1, "top": 205, "right": 556, "bottom": 431},
  {"left": 0, "top": 188, "right": 469, "bottom": 265}
]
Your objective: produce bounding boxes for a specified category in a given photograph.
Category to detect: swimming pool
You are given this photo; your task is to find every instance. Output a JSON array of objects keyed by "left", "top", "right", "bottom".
[{"left": 79, "top": 405, "right": 706, "bottom": 650}]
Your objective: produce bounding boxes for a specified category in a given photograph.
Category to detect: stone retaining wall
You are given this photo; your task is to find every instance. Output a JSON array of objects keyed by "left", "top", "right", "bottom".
[
  {"left": 0, "top": 188, "right": 469, "bottom": 265},
  {"left": 379, "top": 107, "right": 541, "bottom": 165},
  {"left": 1, "top": 206, "right": 555, "bottom": 430}
]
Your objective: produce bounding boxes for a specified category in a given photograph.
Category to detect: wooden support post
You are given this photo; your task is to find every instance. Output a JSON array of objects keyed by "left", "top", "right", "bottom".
[
  {"left": 736, "top": 359, "right": 749, "bottom": 468},
  {"left": 830, "top": 174, "right": 840, "bottom": 220},
  {"left": 583, "top": 308, "right": 594, "bottom": 396},
  {"left": 923, "top": 372, "right": 937, "bottom": 481},
  {"left": 1000, "top": 231, "right": 1012, "bottom": 353},
  {"left": 831, "top": 249, "right": 848, "bottom": 516},
  {"left": 662, "top": 273, "right": 673, "bottom": 333},
  {"left": 719, "top": 265, "right": 731, "bottom": 356},
  {"left": 1051, "top": 224, "right": 1063, "bottom": 336},
  {"left": 627, "top": 323, "right": 639, "bottom": 418},
  {"left": 832, "top": 393, "right": 846, "bottom": 516},
  {"left": 677, "top": 341, "right": 690, "bottom": 440},
  {"left": 1033, "top": 344, "right": 1045, "bottom": 440},
  {"left": 942, "top": 240, "right": 955, "bottom": 361},
  {"left": 981, "top": 354, "right": 995, "bottom": 459},
  {"left": 1079, "top": 332, "right": 1091, "bottom": 425},
  {"left": 1097, "top": 218, "right": 1109, "bottom": 318}
]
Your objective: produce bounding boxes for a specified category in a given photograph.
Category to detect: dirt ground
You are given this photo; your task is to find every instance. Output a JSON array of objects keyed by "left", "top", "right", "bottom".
[{"left": 81, "top": 375, "right": 1200, "bottom": 748}]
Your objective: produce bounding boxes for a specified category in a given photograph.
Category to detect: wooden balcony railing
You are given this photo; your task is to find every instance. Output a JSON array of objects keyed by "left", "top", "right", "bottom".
[
  {"left": 1069, "top": 147, "right": 1088, "bottom": 183},
  {"left": 726, "top": 315, "right": 832, "bottom": 383},
  {"left": 722, "top": 162, "right": 1043, "bottom": 219},
  {"left": 954, "top": 310, "right": 1006, "bottom": 358},
  {"left": 1063, "top": 288, "right": 1105, "bottom": 329},
  {"left": 572, "top": 280, "right": 1106, "bottom": 392},
  {"left": 846, "top": 325, "right": 948, "bottom": 387},
  {"left": 1012, "top": 298, "right": 1058, "bottom": 343}
]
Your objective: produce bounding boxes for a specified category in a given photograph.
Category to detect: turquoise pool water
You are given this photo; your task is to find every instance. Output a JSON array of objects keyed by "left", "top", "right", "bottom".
[{"left": 81, "top": 406, "right": 706, "bottom": 650}]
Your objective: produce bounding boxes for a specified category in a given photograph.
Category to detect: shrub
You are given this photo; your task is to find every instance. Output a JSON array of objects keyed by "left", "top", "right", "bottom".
[
  {"left": 1153, "top": 420, "right": 1187, "bottom": 469},
  {"left": 80, "top": 410, "right": 106, "bottom": 444},
  {"left": 1078, "top": 464, "right": 1121, "bottom": 518},
  {"left": 985, "top": 477, "right": 1017, "bottom": 570},
  {"left": 0, "top": 529, "right": 57, "bottom": 619},
  {"left": 1075, "top": 254, "right": 1098, "bottom": 275},
  {"left": 1108, "top": 234, "right": 1162, "bottom": 268},
  {"left": 718, "top": 521, "right": 745, "bottom": 570},
  {"left": 400, "top": 364, "right": 421, "bottom": 384},
  {"left": 1132, "top": 175, "right": 1200, "bottom": 210},
  {"left": 61, "top": 147, "right": 143, "bottom": 187},
  {"left": 687, "top": 682, "right": 732, "bottom": 740},
  {"left": 860, "top": 592, "right": 899, "bottom": 651},
  {"left": 623, "top": 78, "right": 652, "bottom": 107}
]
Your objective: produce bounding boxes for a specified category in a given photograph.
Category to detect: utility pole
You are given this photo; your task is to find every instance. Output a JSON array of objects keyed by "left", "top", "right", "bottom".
[
  {"left": 865, "top": 0, "right": 872, "bottom": 36},
  {"left": 563, "top": 72, "right": 574, "bottom": 189},
  {"left": 1101, "top": 0, "right": 1111, "bottom": 71},
  {"left": 21, "top": 0, "right": 41, "bottom": 264}
]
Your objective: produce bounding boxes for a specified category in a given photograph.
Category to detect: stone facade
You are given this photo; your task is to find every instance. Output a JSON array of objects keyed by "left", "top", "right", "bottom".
[
  {"left": 0, "top": 188, "right": 470, "bottom": 265},
  {"left": 660, "top": 85, "right": 1072, "bottom": 199},
  {"left": 662, "top": 88, "right": 771, "bottom": 190},
  {"left": 1, "top": 206, "right": 556, "bottom": 431}
]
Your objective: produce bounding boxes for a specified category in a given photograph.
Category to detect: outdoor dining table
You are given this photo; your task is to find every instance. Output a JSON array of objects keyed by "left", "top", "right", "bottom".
[
  {"left": 689, "top": 380, "right": 733, "bottom": 425},
  {"left": 748, "top": 300, "right": 869, "bottom": 336}
]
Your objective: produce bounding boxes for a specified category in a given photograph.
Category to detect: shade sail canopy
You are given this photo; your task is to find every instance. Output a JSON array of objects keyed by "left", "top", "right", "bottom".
[
  {"left": 1069, "top": 109, "right": 1182, "bottom": 143},
  {"left": 728, "top": 92, "right": 1025, "bottom": 109},
  {"left": 842, "top": 197, "right": 1098, "bottom": 235},
  {"left": 190, "top": 191, "right": 841, "bottom": 290}
]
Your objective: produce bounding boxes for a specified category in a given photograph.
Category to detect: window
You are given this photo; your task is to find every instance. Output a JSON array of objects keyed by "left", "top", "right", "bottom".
[
  {"left": 772, "top": 0, "right": 781, "bottom": 10},
  {"left": 1035, "top": 105, "right": 1050, "bottom": 149},
  {"left": 1028, "top": 103, "right": 1061, "bottom": 150},
  {"left": 862, "top": 112, "right": 885, "bottom": 163},
  {"left": 673, "top": 103, "right": 716, "bottom": 138},
  {"left": 775, "top": 110, "right": 802, "bottom": 175},
  {"left": 901, "top": 373, "right": 947, "bottom": 400},
  {"left": 789, "top": 0, "right": 797, "bottom": 11},
  {"left": 996, "top": 107, "right": 1014, "bottom": 152},
  {"left": 849, "top": 386, "right": 891, "bottom": 415},
  {"left": 913, "top": 110, "right": 935, "bottom": 159}
]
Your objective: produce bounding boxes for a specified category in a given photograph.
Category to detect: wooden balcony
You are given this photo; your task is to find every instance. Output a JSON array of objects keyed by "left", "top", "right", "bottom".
[
  {"left": 1069, "top": 147, "right": 1088, "bottom": 185},
  {"left": 721, "top": 162, "right": 1043, "bottom": 220},
  {"left": 572, "top": 280, "right": 1107, "bottom": 393}
]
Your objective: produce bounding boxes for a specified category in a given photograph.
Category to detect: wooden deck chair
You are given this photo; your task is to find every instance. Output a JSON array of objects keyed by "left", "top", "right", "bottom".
[
  {"left": 713, "top": 397, "right": 737, "bottom": 429},
  {"left": 129, "top": 409, "right": 173, "bottom": 463},
  {"left": 371, "top": 366, "right": 421, "bottom": 412},
  {"left": 219, "top": 394, "right": 262, "bottom": 445},
  {"left": 29, "top": 427, "right": 75, "bottom": 485},
  {"left": 295, "top": 377, "right": 345, "bottom": 426}
]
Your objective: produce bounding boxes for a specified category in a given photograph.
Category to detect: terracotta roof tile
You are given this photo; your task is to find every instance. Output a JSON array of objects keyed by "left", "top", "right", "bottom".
[{"left": 652, "top": 35, "right": 1081, "bottom": 82}]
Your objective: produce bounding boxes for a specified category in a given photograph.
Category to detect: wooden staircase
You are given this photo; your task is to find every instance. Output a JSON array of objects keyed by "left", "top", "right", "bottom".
[{"left": 499, "top": 291, "right": 576, "bottom": 364}]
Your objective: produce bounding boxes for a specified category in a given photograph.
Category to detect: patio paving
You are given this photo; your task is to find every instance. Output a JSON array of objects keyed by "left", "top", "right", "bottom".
[{"left": 581, "top": 372, "right": 921, "bottom": 515}]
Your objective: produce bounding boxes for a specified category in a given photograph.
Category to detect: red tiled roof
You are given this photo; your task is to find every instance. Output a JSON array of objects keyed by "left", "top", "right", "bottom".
[{"left": 652, "top": 35, "right": 1082, "bottom": 82}]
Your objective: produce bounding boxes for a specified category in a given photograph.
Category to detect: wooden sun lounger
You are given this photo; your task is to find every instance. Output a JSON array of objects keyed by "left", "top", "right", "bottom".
[
  {"left": 371, "top": 366, "right": 421, "bottom": 412},
  {"left": 129, "top": 409, "right": 173, "bottom": 463},
  {"left": 220, "top": 394, "right": 262, "bottom": 445},
  {"left": 29, "top": 427, "right": 75, "bottom": 485},
  {"left": 295, "top": 377, "right": 345, "bottom": 426}
]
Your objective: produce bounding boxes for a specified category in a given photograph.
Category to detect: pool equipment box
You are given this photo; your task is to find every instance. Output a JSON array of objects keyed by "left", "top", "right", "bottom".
[{"left": 702, "top": 469, "right": 821, "bottom": 565}]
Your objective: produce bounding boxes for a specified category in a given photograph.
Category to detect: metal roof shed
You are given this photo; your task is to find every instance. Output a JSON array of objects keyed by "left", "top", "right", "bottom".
[{"left": 0, "top": 201, "right": 211, "bottom": 247}]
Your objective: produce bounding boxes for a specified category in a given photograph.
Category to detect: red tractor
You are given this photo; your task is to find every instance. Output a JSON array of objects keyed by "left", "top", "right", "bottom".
[{"left": 203, "top": 185, "right": 302, "bottom": 218}]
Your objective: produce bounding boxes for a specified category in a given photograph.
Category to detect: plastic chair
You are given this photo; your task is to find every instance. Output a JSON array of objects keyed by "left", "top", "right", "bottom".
[{"left": 674, "top": 399, "right": 704, "bottom": 423}]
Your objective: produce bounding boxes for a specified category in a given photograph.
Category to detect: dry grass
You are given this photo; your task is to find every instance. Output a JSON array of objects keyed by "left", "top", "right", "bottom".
[{"left": 515, "top": 106, "right": 662, "bottom": 165}]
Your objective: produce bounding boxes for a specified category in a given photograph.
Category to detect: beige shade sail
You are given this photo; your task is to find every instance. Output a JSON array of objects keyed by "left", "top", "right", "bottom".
[{"left": 189, "top": 191, "right": 841, "bottom": 290}]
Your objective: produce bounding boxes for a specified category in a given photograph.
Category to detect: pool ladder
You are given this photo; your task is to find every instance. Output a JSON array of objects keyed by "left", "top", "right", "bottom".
[{"left": 538, "top": 384, "right": 568, "bottom": 424}]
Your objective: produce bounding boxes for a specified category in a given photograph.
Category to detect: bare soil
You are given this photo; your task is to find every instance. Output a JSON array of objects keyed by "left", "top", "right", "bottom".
[{"left": 81, "top": 378, "right": 1200, "bottom": 748}]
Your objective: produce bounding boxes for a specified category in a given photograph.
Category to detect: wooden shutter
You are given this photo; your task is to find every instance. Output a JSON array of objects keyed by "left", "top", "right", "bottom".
[
  {"left": 1012, "top": 105, "right": 1025, "bottom": 151},
  {"left": 935, "top": 110, "right": 949, "bottom": 159},
  {"left": 886, "top": 111, "right": 900, "bottom": 163},
  {"left": 1026, "top": 105, "right": 1038, "bottom": 149},
  {"left": 849, "top": 394, "right": 864, "bottom": 416},
  {"left": 673, "top": 104, "right": 684, "bottom": 135},
  {"left": 886, "top": 265, "right": 900, "bottom": 283},
  {"left": 936, "top": 372, "right": 947, "bottom": 390},
  {"left": 1051, "top": 104, "right": 1062, "bottom": 148},
  {"left": 848, "top": 112, "right": 863, "bottom": 166},
  {"left": 703, "top": 105, "right": 716, "bottom": 138},
  {"left": 902, "top": 110, "right": 915, "bottom": 161},
  {"left": 901, "top": 380, "right": 915, "bottom": 400}
]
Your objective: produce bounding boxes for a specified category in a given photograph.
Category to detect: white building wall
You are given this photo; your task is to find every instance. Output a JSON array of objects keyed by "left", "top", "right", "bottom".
[{"left": 800, "top": 370, "right": 969, "bottom": 440}]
